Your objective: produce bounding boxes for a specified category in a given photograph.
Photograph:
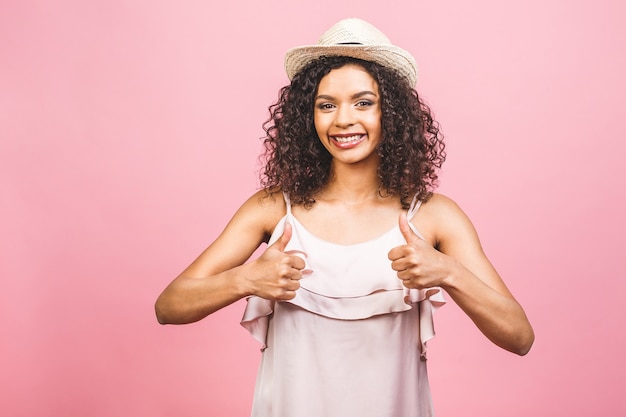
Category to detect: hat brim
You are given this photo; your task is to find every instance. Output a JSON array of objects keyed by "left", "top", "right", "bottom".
[{"left": 284, "top": 44, "right": 418, "bottom": 87}]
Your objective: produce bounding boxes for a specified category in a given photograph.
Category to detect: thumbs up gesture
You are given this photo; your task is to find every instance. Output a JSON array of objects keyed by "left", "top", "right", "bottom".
[
  {"left": 388, "top": 213, "right": 447, "bottom": 289},
  {"left": 247, "top": 222, "right": 306, "bottom": 301}
]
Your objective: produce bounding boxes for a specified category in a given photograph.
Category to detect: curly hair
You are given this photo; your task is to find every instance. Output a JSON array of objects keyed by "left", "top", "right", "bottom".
[{"left": 260, "top": 56, "right": 445, "bottom": 208}]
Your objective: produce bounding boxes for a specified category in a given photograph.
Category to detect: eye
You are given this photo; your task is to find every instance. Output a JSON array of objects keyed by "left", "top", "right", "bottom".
[
  {"left": 355, "top": 100, "right": 374, "bottom": 107},
  {"left": 317, "top": 102, "right": 335, "bottom": 111}
]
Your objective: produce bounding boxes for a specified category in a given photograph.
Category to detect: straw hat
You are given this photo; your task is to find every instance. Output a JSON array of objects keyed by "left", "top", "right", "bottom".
[{"left": 284, "top": 18, "right": 418, "bottom": 87}]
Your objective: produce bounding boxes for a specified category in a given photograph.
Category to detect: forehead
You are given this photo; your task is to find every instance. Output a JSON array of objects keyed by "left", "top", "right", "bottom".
[{"left": 317, "top": 64, "right": 379, "bottom": 94}]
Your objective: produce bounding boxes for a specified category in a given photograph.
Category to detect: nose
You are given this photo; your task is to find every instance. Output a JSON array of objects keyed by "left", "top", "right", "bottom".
[{"left": 334, "top": 105, "right": 355, "bottom": 128}]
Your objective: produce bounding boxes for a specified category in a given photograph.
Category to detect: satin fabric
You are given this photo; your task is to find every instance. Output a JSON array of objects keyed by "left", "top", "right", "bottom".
[{"left": 241, "top": 195, "right": 445, "bottom": 417}]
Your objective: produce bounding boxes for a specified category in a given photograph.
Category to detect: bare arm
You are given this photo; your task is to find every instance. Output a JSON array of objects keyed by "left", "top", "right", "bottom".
[
  {"left": 389, "top": 194, "right": 534, "bottom": 355},
  {"left": 155, "top": 191, "right": 305, "bottom": 325}
]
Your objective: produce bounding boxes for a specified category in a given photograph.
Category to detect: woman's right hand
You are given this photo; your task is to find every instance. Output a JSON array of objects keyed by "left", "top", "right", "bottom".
[
  {"left": 155, "top": 190, "right": 299, "bottom": 324},
  {"left": 243, "top": 222, "right": 306, "bottom": 301}
]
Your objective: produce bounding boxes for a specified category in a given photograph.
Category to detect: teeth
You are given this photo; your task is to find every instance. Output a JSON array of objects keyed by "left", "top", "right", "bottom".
[{"left": 333, "top": 135, "right": 362, "bottom": 143}]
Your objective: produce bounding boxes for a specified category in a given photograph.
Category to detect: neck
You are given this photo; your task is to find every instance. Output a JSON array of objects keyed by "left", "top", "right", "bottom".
[{"left": 321, "top": 159, "right": 384, "bottom": 203}]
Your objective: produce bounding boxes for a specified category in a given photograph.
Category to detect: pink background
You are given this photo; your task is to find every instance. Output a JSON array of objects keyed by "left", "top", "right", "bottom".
[{"left": 2, "top": 0, "right": 625, "bottom": 416}]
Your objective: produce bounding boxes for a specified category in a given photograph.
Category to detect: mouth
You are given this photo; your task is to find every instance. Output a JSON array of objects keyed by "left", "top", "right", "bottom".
[{"left": 330, "top": 134, "right": 366, "bottom": 148}]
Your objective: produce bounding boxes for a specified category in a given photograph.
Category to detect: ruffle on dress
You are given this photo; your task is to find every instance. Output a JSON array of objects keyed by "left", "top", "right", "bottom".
[{"left": 241, "top": 288, "right": 444, "bottom": 359}]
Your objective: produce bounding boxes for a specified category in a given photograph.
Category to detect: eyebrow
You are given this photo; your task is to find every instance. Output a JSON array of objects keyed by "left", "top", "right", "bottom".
[{"left": 315, "top": 91, "right": 378, "bottom": 101}]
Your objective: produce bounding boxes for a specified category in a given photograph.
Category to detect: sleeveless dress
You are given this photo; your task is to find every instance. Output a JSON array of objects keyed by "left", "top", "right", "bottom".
[{"left": 241, "top": 194, "right": 446, "bottom": 417}]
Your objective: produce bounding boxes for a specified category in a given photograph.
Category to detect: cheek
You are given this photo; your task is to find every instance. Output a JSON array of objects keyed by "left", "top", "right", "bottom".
[
  {"left": 366, "top": 113, "right": 383, "bottom": 134},
  {"left": 313, "top": 113, "right": 329, "bottom": 136}
]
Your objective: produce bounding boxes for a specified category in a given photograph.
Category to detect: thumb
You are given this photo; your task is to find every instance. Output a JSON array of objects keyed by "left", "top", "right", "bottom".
[
  {"left": 398, "top": 212, "right": 419, "bottom": 244},
  {"left": 271, "top": 221, "right": 292, "bottom": 252}
]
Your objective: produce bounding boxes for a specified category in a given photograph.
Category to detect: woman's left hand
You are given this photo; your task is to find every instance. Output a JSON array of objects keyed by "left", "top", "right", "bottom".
[
  {"left": 388, "top": 196, "right": 534, "bottom": 355},
  {"left": 388, "top": 212, "right": 454, "bottom": 289}
]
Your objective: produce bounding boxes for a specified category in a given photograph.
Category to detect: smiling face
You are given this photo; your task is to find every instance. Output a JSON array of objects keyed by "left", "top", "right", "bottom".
[{"left": 314, "top": 63, "right": 382, "bottom": 167}]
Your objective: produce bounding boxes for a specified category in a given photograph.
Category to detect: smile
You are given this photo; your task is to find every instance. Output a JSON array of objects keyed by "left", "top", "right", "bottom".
[{"left": 330, "top": 134, "right": 365, "bottom": 146}]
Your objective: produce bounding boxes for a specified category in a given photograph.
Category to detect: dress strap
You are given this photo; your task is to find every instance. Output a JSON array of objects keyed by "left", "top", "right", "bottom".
[
  {"left": 406, "top": 194, "right": 422, "bottom": 221},
  {"left": 282, "top": 192, "right": 292, "bottom": 215}
]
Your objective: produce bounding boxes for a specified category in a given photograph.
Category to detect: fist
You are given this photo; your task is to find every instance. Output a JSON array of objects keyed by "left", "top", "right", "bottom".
[
  {"left": 249, "top": 222, "right": 306, "bottom": 300},
  {"left": 388, "top": 213, "right": 446, "bottom": 289}
]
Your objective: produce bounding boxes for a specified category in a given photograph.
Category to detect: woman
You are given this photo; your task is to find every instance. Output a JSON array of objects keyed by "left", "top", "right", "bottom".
[{"left": 155, "top": 18, "right": 534, "bottom": 417}]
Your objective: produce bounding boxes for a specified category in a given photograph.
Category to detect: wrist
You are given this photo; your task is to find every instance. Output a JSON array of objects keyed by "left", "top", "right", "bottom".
[
  {"left": 439, "top": 257, "right": 463, "bottom": 291},
  {"left": 234, "top": 262, "right": 255, "bottom": 298}
]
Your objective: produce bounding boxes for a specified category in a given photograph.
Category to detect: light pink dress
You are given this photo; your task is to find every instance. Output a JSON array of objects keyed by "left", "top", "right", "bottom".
[{"left": 241, "top": 194, "right": 445, "bottom": 417}]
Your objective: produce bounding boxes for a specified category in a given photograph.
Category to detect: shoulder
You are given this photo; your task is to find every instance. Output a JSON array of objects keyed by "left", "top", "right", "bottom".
[
  {"left": 416, "top": 193, "right": 480, "bottom": 251},
  {"left": 233, "top": 188, "right": 288, "bottom": 242},
  {"left": 419, "top": 193, "right": 465, "bottom": 220},
  {"left": 175, "top": 189, "right": 288, "bottom": 278}
]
